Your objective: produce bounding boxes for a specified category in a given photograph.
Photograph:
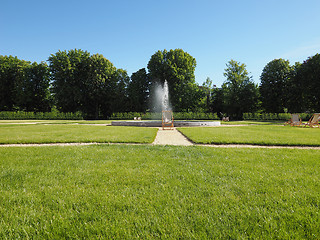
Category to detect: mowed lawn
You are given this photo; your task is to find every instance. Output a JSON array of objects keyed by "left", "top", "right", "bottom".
[
  {"left": 0, "top": 145, "right": 319, "bottom": 239},
  {"left": 179, "top": 125, "right": 320, "bottom": 146},
  {"left": 0, "top": 124, "right": 157, "bottom": 144}
]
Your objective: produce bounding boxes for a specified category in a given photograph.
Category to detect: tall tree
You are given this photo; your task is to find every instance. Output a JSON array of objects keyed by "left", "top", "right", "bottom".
[
  {"left": 18, "top": 62, "right": 51, "bottom": 112},
  {"left": 127, "top": 68, "right": 150, "bottom": 112},
  {"left": 222, "top": 60, "right": 259, "bottom": 119},
  {"left": 0, "top": 55, "right": 27, "bottom": 111},
  {"left": 147, "top": 49, "right": 199, "bottom": 111},
  {"left": 0, "top": 55, "right": 50, "bottom": 112},
  {"left": 294, "top": 54, "right": 320, "bottom": 112},
  {"left": 260, "top": 59, "right": 293, "bottom": 112},
  {"left": 198, "top": 77, "right": 214, "bottom": 112},
  {"left": 109, "top": 68, "right": 130, "bottom": 113},
  {"left": 286, "top": 62, "right": 302, "bottom": 112},
  {"left": 84, "top": 53, "right": 117, "bottom": 118},
  {"left": 211, "top": 87, "right": 224, "bottom": 116},
  {"left": 48, "top": 49, "right": 91, "bottom": 113}
]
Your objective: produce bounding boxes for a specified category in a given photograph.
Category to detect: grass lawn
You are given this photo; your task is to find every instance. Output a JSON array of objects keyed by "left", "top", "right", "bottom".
[
  {"left": 0, "top": 145, "right": 319, "bottom": 239},
  {"left": 178, "top": 125, "right": 320, "bottom": 146},
  {"left": 0, "top": 124, "right": 157, "bottom": 144}
]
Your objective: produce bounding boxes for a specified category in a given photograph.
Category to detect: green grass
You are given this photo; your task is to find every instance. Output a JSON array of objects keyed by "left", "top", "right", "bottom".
[
  {"left": 179, "top": 125, "right": 320, "bottom": 146},
  {"left": 0, "top": 124, "right": 157, "bottom": 144},
  {"left": 0, "top": 145, "right": 319, "bottom": 239}
]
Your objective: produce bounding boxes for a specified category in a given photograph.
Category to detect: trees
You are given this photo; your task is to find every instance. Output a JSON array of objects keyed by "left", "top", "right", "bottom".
[
  {"left": 48, "top": 49, "right": 130, "bottom": 118},
  {"left": 147, "top": 49, "right": 200, "bottom": 111},
  {"left": 84, "top": 53, "right": 117, "bottom": 118},
  {"left": 127, "top": 68, "right": 150, "bottom": 112},
  {"left": 211, "top": 87, "right": 224, "bottom": 115},
  {"left": 18, "top": 62, "right": 51, "bottom": 112},
  {"left": 260, "top": 59, "right": 293, "bottom": 112},
  {"left": 260, "top": 55, "right": 320, "bottom": 113},
  {"left": 0, "top": 55, "right": 50, "bottom": 112},
  {"left": 222, "top": 60, "right": 259, "bottom": 119},
  {"left": 48, "top": 49, "right": 91, "bottom": 113},
  {"left": 8, "top": 48, "right": 320, "bottom": 118},
  {"left": 110, "top": 68, "right": 130, "bottom": 113},
  {"left": 0, "top": 55, "right": 27, "bottom": 111},
  {"left": 294, "top": 54, "right": 320, "bottom": 112},
  {"left": 286, "top": 62, "right": 302, "bottom": 112},
  {"left": 197, "top": 77, "right": 214, "bottom": 112}
]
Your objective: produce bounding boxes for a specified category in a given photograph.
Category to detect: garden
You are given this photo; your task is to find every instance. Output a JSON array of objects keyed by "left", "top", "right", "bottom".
[{"left": 0, "top": 120, "right": 319, "bottom": 239}]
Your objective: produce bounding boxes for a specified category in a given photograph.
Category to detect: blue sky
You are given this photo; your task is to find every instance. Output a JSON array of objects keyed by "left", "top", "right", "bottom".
[{"left": 1, "top": 0, "right": 320, "bottom": 87}]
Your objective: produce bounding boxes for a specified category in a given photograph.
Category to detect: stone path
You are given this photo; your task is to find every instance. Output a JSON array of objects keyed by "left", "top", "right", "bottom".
[{"left": 152, "top": 128, "right": 193, "bottom": 146}]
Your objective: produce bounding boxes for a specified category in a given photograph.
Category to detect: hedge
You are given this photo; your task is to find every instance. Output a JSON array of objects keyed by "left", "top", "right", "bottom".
[
  {"left": 0, "top": 111, "right": 83, "bottom": 120},
  {"left": 243, "top": 112, "right": 314, "bottom": 121}
]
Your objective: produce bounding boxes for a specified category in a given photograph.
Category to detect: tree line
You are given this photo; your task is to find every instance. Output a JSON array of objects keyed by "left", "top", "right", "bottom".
[{"left": 0, "top": 49, "right": 319, "bottom": 119}]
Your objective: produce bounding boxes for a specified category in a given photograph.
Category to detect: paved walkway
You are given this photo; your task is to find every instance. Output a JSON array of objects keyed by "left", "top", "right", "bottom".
[{"left": 152, "top": 128, "right": 193, "bottom": 146}]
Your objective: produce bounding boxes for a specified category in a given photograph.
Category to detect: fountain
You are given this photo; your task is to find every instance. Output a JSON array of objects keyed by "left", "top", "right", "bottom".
[
  {"left": 112, "top": 80, "right": 221, "bottom": 127},
  {"left": 160, "top": 81, "right": 174, "bottom": 129}
]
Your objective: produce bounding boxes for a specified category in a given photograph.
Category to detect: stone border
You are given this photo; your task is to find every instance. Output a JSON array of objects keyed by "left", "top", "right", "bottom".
[{"left": 111, "top": 121, "right": 221, "bottom": 127}]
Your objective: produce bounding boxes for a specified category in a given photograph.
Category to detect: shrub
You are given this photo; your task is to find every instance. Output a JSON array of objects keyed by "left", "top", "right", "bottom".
[
  {"left": 243, "top": 112, "right": 313, "bottom": 121},
  {"left": 0, "top": 111, "right": 83, "bottom": 120}
]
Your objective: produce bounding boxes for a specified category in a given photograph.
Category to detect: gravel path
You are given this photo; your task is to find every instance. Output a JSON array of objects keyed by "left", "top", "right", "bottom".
[{"left": 152, "top": 128, "right": 193, "bottom": 146}]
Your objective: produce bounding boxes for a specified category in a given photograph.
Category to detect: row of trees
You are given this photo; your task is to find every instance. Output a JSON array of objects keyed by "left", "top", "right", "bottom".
[
  {"left": 208, "top": 54, "right": 320, "bottom": 118},
  {"left": 0, "top": 49, "right": 206, "bottom": 118},
  {"left": 1, "top": 49, "right": 319, "bottom": 119},
  {"left": 260, "top": 56, "right": 320, "bottom": 113}
]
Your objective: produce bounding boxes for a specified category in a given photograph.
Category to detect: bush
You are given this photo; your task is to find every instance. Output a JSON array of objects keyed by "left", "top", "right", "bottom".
[
  {"left": 243, "top": 112, "right": 313, "bottom": 121},
  {"left": 0, "top": 111, "right": 83, "bottom": 120}
]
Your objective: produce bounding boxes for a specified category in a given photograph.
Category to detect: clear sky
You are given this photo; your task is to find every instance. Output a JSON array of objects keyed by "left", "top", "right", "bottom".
[{"left": 1, "top": 0, "right": 320, "bottom": 87}]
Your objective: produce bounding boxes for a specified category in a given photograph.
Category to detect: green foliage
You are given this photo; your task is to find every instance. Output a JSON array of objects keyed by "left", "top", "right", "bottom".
[
  {"left": 211, "top": 87, "right": 224, "bottom": 114},
  {"left": 243, "top": 112, "right": 291, "bottom": 121},
  {"left": 0, "top": 55, "right": 28, "bottom": 111},
  {"left": 0, "top": 111, "right": 83, "bottom": 120},
  {"left": 48, "top": 49, "right": 130, "bottom": 119},
  {"left": 3, "top": 51, "right": 320, "bottom": 119},
  {"left": 48, "top": 49, "right": 91, "bottom": 113},
  {"left": 243, "top": 112, "right": 313, "bottom": 121},
  {"left": 85, "top": 53, "right": 118, "bottom": 118},
  {"left": 222, "top": 60, "right": 260, "bottom": 119},
  {"left": 0, "top": 56, "right": 50, "bottom": 112},
  {"left": 294, "top": 53, "right": 320, "bottom": 112},
  {"left": 19, "top": 61, "right": 51, "bottom": 112},
  {"left": 110, "top": 68, "right": 130, "bottom": 113},
  {"left": 110, "top": 112, "right": 144, "bottom": 120},
  {"left": 286, "top": 62, "right": 302, "bottom": 112},
  {"left": 147, "top": 49, "right": 201, "bottom": 111},
  {"left": 173, "top": 112, "right": 218, "bottom": 120},
  {"left": 196, "top": 77, "right": 214, "bottom": 112},
  {"left": 0, "top": 145, "right": 319, "bottom": 238},
  {"left": 127, "top": 68, "right": 150, "bottom": 112},
  {"left": 260, "top": 59, "right": 293, "bottom": 112}
]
